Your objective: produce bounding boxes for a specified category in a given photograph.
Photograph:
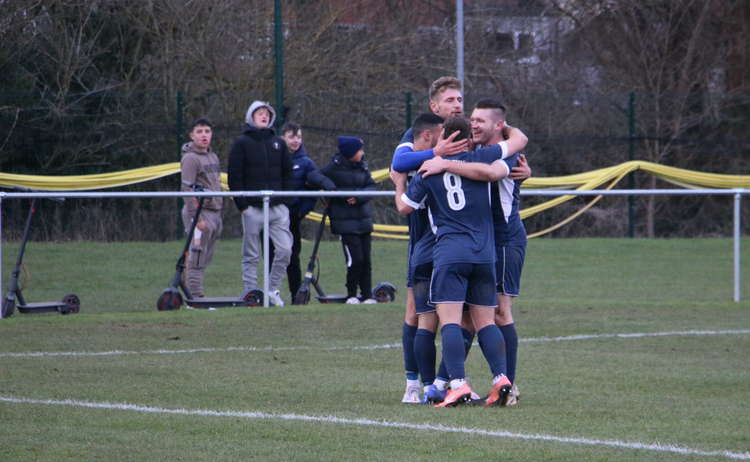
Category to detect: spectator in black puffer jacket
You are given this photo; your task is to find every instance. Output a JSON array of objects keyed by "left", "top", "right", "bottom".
[
  {"left": 227, "top": 101, "right": 293, "bottom": 307},
  {"left": 320, "top": 136, "right": 378, "bottom": 304}
]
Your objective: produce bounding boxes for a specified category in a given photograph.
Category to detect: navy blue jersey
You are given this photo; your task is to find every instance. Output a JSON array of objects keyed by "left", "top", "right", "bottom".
[
  {"left": 464, "top": 148, "right": 528, "bottom": 246},
  {"left": 410, "top": 218, "right": 436, "bottom": 268},
  {"left": 403, "top": 152, "right": 495, "bottom": 265},
  {"left": 393, "top": 128, "right": 433, "bottom": 261}
]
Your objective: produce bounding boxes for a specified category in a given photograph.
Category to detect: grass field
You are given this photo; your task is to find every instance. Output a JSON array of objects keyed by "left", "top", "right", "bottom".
[{"left": 1, "top": 237, "right": 749, "bottom": 461}]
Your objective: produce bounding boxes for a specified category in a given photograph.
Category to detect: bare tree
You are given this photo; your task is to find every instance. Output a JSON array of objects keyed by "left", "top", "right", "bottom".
[{"left": 549, "top": 0, "right": 741, "bottom": 236}]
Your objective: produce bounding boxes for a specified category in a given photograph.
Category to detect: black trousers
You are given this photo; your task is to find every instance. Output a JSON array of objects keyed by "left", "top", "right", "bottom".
[{"left": 340, "top": 232, "right": 372, "bottom": 299}]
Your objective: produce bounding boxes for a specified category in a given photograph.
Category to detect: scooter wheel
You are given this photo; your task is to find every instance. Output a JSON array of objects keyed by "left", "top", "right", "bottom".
[
  {"left": 243, "top": 289, "right": 264, "bottom": 307},
  {"left": 60, "top": 293, "right": 80, "bottom": 315},
  {"left": 157, "top": 290, "right": 183, "bottom": 311},
  {"left": 373, "top": 282, "right": 397, "bottom": 303},
  {"left": 1, "top": 298, "right": 15, "bottom": 318}
]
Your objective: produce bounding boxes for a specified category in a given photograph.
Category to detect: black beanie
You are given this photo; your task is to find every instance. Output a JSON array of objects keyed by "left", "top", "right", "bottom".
[{"left": 338, "top": 136, "right": 364, "bottom": 159}]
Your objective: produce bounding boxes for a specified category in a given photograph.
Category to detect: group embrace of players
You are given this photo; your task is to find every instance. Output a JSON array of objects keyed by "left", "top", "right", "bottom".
[{"left": 389, "top": 76, "right": 530, "bottom": 408}]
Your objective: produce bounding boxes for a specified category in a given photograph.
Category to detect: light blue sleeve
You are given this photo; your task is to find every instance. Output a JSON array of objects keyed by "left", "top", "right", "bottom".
[{"left": 391, "top": 128, "right": 434, "bottom": 173}]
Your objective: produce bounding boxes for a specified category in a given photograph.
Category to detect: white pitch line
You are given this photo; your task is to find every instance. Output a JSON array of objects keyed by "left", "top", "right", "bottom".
[
  {"left": 1, "top": 329, "right": 748, "bottom": 359},
  {"left": 1, "top": 395, "right": 748, "bottom": 460},
  {"left": 521, "top": 329, "right": 750, "bottom": 343}
]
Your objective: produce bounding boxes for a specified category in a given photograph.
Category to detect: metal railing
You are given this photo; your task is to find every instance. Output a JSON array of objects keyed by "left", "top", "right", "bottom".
[{"left": 0, "top": 188, "right": 746, "bottom": 312}]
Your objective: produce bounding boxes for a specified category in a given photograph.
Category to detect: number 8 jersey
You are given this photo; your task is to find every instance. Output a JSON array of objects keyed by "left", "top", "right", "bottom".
[{"left": 401, "top": 152, "right": 497, "bottom": 266}]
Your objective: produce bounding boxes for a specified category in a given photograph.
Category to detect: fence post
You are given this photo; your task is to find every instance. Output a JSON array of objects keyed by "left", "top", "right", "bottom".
[
  {"left": 404, "top": 92, "right": 412, "bottom": 133},
  {"left": 0, "top": 194, "right": 3, "bottom": 316},
  {"left": 176, "top": 91, "right": 184, "bottom": 158},
  {"left": 175, "top": 91, "right": 185, "bottom": 239},
  {"left": 628, "top": 91, "right": 636, "bottom": 238},
  {"left": 734, "top": 192, "right": 742, "bottom": 302},
  {"left": 263, "top": 193, "right": 271, "bottom": 307},
  {"left": 274, "top": 0, "right": 285, "bottom": 129}
]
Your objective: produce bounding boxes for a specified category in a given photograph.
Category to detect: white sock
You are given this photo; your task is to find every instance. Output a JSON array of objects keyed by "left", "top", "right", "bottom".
[
  {"left": 433, "top": 378, "right": 448, "bottom": 391},
  {"left": 493, "top": 374, "right": 508, "bottom": 385},
  {"left": 406, "top": 379, "right": 420, "bottom": 388},
  {"left": 450, "top": 378, "right": 466, "bottom": 390}
]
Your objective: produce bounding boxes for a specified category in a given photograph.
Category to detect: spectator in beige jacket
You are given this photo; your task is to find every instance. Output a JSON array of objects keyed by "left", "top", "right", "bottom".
[{"left": 180, "top": 117, "right": 223, "bottom": 298}]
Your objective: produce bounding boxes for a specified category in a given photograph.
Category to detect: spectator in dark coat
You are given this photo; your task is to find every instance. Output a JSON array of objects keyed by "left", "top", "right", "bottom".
[
  {"left": 278, "top": 122, "right": 336, "bottom": 302},
  {"left": 227, "top": 101, "right": 292, "bottom": 306},
  {"left": 320, "top": 136, "right": 378, "bottom": 304}
]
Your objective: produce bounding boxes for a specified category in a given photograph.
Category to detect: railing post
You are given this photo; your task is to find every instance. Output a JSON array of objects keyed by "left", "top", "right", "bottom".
[
  {"left": 734, "top": 192, "right": 742, "bottom": 302},
  {"left": 263, "top": 193, "right": 271, "bottom": 307},
  {"left": 0, "top": 194, "right": 3, "bottom": 317},
  {"left": 175, "top": 91, "right": 185, "bottom": 239},
  {"left": 404, "top": 92, "right": 412, "bottom": 132},
  {"left": 627, "top": 91, "right": 636, "bottom": 238}
]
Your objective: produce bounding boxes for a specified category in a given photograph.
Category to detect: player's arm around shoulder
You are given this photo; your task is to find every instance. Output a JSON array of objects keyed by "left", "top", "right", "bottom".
[
  {"left": 510, "top": 153, "right": 532, "bottom": 181},
  {"left": 418, "top": 154, "right": 509, "bottom": 182},
  {"left": 389, "top": 169, "right": 417, "bottom": 215},
  {"left": 499, "top": 125, "right": 528, "bottom": 159},
  {"left": 391, "top": 142, "right": 432, "bottom": 173}
]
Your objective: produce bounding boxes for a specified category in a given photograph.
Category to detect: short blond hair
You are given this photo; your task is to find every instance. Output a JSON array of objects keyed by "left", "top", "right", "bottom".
[{"left": 429, "top": 76, "right": 462, "bottom": 101}]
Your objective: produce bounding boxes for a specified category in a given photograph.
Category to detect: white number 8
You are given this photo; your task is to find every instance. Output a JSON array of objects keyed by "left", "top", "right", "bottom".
[{"left": 443, "top": 173, "right": 466, "bottom": 211}]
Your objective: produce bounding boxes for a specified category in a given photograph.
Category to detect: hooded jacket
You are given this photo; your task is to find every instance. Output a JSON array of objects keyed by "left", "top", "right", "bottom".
[
  {"left": 288, "top": 144, "right": 336, "bottom": 218},
  {"left": 227, "top": 101, "right": 292, "bottom": 210},
  {"left": 180, "top": 141, "right": 223, "bottom": 215},
  {"left": 320, "top": 154, "right": 377, "bottom": 235}
]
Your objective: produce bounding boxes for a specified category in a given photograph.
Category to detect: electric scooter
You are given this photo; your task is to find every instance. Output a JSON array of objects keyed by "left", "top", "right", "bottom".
[
  {"left": 293, "top": 204, "right": 397, "bottom": 305},
  {"left": 156, "top": 185, "right": 263, "bottom": 310},
  {"left": 1, "top": 195, "right": 80, "bottom": 318},
  {"left": 293, "top": 205, "right": 347, "bottom": 304}
]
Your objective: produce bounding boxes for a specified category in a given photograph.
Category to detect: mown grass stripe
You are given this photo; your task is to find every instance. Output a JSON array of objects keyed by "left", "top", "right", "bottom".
[
  {"left": 1, "top": 395, "right": 748, "bottom": 460},
  {"left": 1, "top": 329, "right": 747, "bottom": 359}
]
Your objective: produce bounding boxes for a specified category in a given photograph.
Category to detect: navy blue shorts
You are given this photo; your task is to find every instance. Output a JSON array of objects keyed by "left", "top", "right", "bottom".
[
  {"left": 495, "top": 244, "right": 526, "bottom": 296},
  {"left": 412, "top": 278, "right": 434, "bottom": 315},
  {"left": 411, "top": 263, "right": 433, "bottom": 314},
  {"left": 408, "top": 259, "right": 432, "bottom": 287},
  {"left": 430, "top": 262, "right": 497, "bottom": 307}
]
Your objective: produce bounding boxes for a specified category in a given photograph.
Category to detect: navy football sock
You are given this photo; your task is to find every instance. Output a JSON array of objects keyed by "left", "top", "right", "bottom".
[
  {"left": 402, "top": 323, "right": 418, "bottom": 380},
  {"left": 436, "top": 360, "right": 449, "bottom": 383},
  {"left": 499, "top": 323, "right": 518, "bottom": 384},
  {"left": 462, "top": 327, "right": 475, "bottom": 358},
  {"left": 414, "top": 329, "right": 436, "bottom": 385},
  {"left": 440, "top": 323, "right": 466, "bottom": 380},
  {"left": 478, "top": 325, "right": 507, "bottom": 378},
  {"left": 434, "top": 328, "right": 474, "bottom": 383}
]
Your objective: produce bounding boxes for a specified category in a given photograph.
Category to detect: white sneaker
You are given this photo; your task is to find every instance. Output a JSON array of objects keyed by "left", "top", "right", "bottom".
[
  {"left": 401, "top": 384, "right": 421, "bottom": 404},
  {"left": 505, "top": 383, "right": 520, "bottom": 406},
  {"left": 345, "top": 297, "right": 360, "bottom": 304},
  {"left": 268, "top": 290, "right": 285, "bottom": 307},
  {"left": 362, "top": 298, "right": 377, "bottom": 304}
]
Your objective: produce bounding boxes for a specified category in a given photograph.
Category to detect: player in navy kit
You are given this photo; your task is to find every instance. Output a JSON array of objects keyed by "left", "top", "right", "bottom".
[
  {"left": 391, "top": 77, "right": 468, "bottom": 404},
  {"left": 418, "top": 99, "right": 529, "bottom": 406},
  {"left": 397, "top": 113, "right": 445, "bottom": 402},
  {"left": 392, "top": 116, "right": 524, "bottom": 407},
  {"left": 392, "top": 77, "right": 531, "bottom": 404}
]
